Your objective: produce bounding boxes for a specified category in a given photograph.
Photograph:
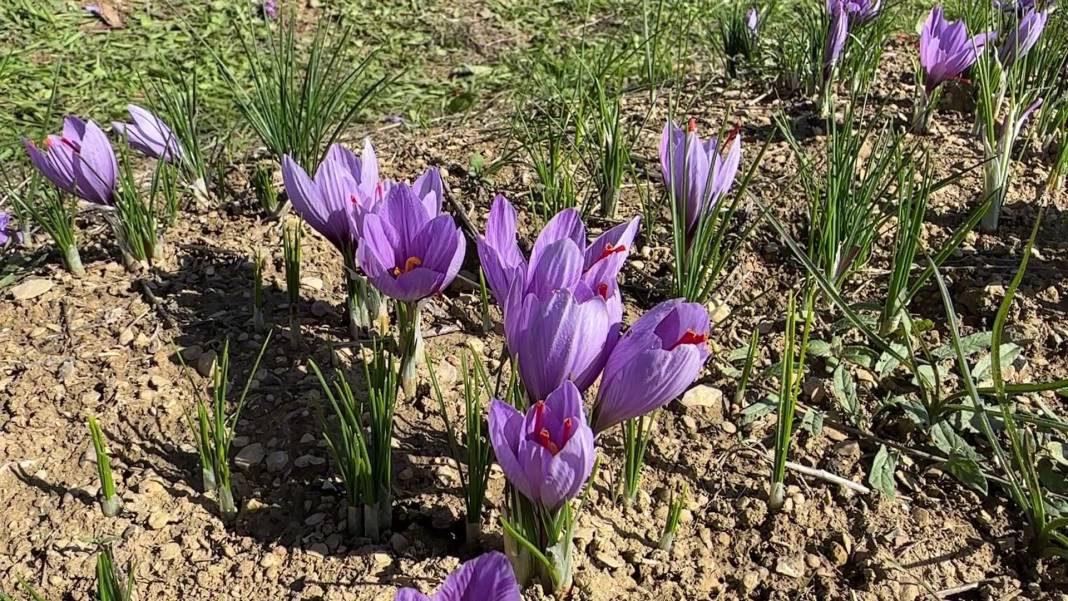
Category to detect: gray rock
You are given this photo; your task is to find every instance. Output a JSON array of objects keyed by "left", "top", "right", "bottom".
[{"left": 235, "top": 443, "right": 265, "bottom": 470}]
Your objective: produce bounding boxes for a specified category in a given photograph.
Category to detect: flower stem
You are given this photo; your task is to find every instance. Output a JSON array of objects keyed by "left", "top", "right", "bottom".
[
  {"left": 399, "top": 301, "right": 424, "bottom": 398},
  {"left": 218, "top": 485, "right": 238, "bottom": 521},
  {"left": 363, "top": 503, "right": 380, "bottom": 540},
  {"left": 100, "top": 495, "right": 123, "bottom": 518},
  {"left": 347, "top": 504, "right": 363, "bottom": 536},
  {"left": 201, "top": 467, "right": 217, "bottom": 493},
  {"left": 344, "top": 270, "right": 371, "bottom": 340},
  {"left": 63, "top": 244, "right": 85, "bottom": 277},
  {"left": 465, "top": 520, "right": 482, "bottom": 548}
]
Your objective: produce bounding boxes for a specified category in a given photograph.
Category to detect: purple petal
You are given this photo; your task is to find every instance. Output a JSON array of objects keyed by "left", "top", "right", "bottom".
[{"left": 488, "top": 400, "right": 538, "bottom": 502}]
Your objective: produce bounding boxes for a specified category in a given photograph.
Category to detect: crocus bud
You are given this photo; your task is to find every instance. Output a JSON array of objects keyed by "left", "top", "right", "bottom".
[
  {"left": 920, "top": 6, "right": 996, "bottom": 95},
  {"left": 659, "top": 121, "right": 742, "bottom": 247},
  {"left": 488, "top": 382, "right": 596, "bottom": 511},
  {"left": 23, "top": 116, "right": 117, "bottom": 205},
  {"left": 112, "top": 105, "right": 183, "bottom": 162},
  {"left": 593, "top": 299, "right": 711, "bottom": 432},
  {"left": 394, "top": 551, "right": 520, "bottom": 601},
  {"left": 999, "top": 7, "right": 1048, "bottom": 68}
]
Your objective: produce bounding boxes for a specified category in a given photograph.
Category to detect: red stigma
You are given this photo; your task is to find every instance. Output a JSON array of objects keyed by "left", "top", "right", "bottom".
[
  {"left": 671, "top": 329, "right": 708, "bottom": 349},
  {"left": 561, "top": 418, "right": 574, "bottom": 445},
  {"left": 597, "top": 283, "right": 609, "bottom": 299},
  {"left": 532, "top": 401, "right": 546, "bottom": 432},
  {"left": 59, "top": 137, "right": 79, "bottom": 153},
  {"left": 537, "top": 428, "right": 561, "bottom": 455},
  {"left": 375, "top": 181, "right": 384, "bottom": 200},
  {"left": 598, "top": 243, "right": 627, "bottom": 261},
  {"left": 42, "top": 137, "right": 53, "bottom": 151},
  {"left": 724, "top": 123, "right": 742, "bottom": 149},
  {"left": 687, "top": 118, "right": 698, "bottom": 134},
  {"left": 350, "top": 194, "right": 360, "bottom": 206}
]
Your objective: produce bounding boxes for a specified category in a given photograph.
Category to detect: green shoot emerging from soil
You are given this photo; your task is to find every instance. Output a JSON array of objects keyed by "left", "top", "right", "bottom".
[
  {"left": 95, "top": 543, "right": 133, "bottom": 601},
  {"left": 934, "top": 213, "right": 1068, "bottom": 558},
  {"left": 283, "top": 219, "right": 303, "bottom": 348},
  {"left": 769, "top": 288, "right": 814, "bottom": 511},
  {"left": 251, "top": 163, "right": 281, "bottom": 216},
  {"left": 6, "top": 174, "right": 82, "bottom": 276},
  {"left": 87, "top": 416, "right": 121, "bottom": 518},
  {"left": 658, "top": 483, "right": 688, "bottom": 551},
  {"left": 251, "top": 248, "right": 266, "bottom": 332},
  {"left": 778, "top": 101, "right": 908, "bottom": 293},
  {"left": 428, "top": 349, "right": 494, "bottom": 546},
  {"left": 311, "top": 337, "right": 399, "bottom": 541},
  {"left": 183, "top": 335, "right": 272, "bottom": 520}
]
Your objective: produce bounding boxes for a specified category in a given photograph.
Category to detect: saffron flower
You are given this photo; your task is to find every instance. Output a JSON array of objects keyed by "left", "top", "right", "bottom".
[
  {"left": 659, "top": 121, "right": 742, "bottom": 246},
  {"left": 262, "top": 0, "right": 277, "bottom": 20},
  {"left": 832, "top": 0, "right": 881, "bottom": 24},
  {"left": 746, "top": 8, "right": 760, "bottom": 36},
  {"left": 488, "top": 382, "right": 596, "bottom": 511},
  {"left": 477, "top": 198, "right": 638, "bottom": 401},
  {"left": 357, "top": 181, "right": 465, "bottom": 303},
  {"left": 112, "top": 105, "right": 182, "bottom": 162},
  {"left": 825, "top": 0, "right": 850, "bottom": 74},
  {"left": 0, "top": 212, "right": 22, "bottom": 246},
  {"left": 281, "top": 140, "right": 383, "bottom": 256},
  {"left": 24, "top": 116, "right": 117, "bottom": 205},
  {"left": 920, "top": 7, "right": 996, "bottom": 95},
  {"left": 478, "top": 200, "right": 636, "bottom": 400},
  {"left": 395, "top": 551, "right": 520, "bottom": 601},
  {"left": 999, "top": 7, "right": 1048, "bottom": 67},
  {"left": 477, "top": 196, "right": 639, "bottom": 308},
  {"left": 593, "top": 299, "right": 711, "bottom": 432}
]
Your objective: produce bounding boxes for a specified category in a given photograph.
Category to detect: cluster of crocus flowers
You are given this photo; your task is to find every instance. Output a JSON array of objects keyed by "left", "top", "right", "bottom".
[
  {"left": 357, "top": 165, "right": 462, "bottom": 396},
  {"left": 477, "top": 197, "right": 709, "bottom": 592},
  {"left": 395, "top": 551, "right": 520, "bottom": 601},
  {"left": 914, "top": 6, "right": 996, "bottom": 132},
  {"left": 477, "top": 195, "right": 639, "bottom": 401},
  {"left": 659, "top": 120, "right": 742, "bottom": 249},
  {"left": 282, "top": 140, "right": 385, "bottom": 336},
  {"left": 24, "top": 117, "right": 118, "bottom": 206}
]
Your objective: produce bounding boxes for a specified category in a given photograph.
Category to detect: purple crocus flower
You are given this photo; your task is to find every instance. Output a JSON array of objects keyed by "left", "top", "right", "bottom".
[
  {"left": 593, "top": 299, "right": 711, "bottom": 432},
  {"left": 477, "top": 196, "right": 639, "bottom": 309},
  {"left": 24, "top": 117, "right": 117, "bottom": 205},
  {"left": 825, "top": 0, "right": 850, "bottom": 73},
  {"left": 920, "top": 6, "right": 996, "bottom": 95},
  {"left": 999, "top": 8, "right": 1048, "bottom": 67},
  {"left": 395, "top": 551, "right": 519, "bottom": 601},
  {"left": 357, "top": 181, "right": 465, "bottom": 302},
  {"left": 262, "top": 0, "right": 278, "bottom": 20},
  {"left": 829, "top": 0, "right": 881, "bottom": 24},
  {"left": 746, "top": 8, "right": 760, "bottom": 36},
  {"left": 282, "top": 140, "right": 383, "bottom": 255},
  {"left": 659, "top": 121, "right": 742, "bottom": 246},
  {"left": 0, "top": 212, "right": 23, "bottom": 246},
  {"left": 477, "top": 199, "right": 635, "bottom": 401},
  {"left": 994, "top": 0, "right": 1037, "bottom": 12},
  {"left": 112, "top": 105, "right": 182, "bottom": 162},
  {"left": 488, "top": 381, "right": 596, "bottom": 511}
]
